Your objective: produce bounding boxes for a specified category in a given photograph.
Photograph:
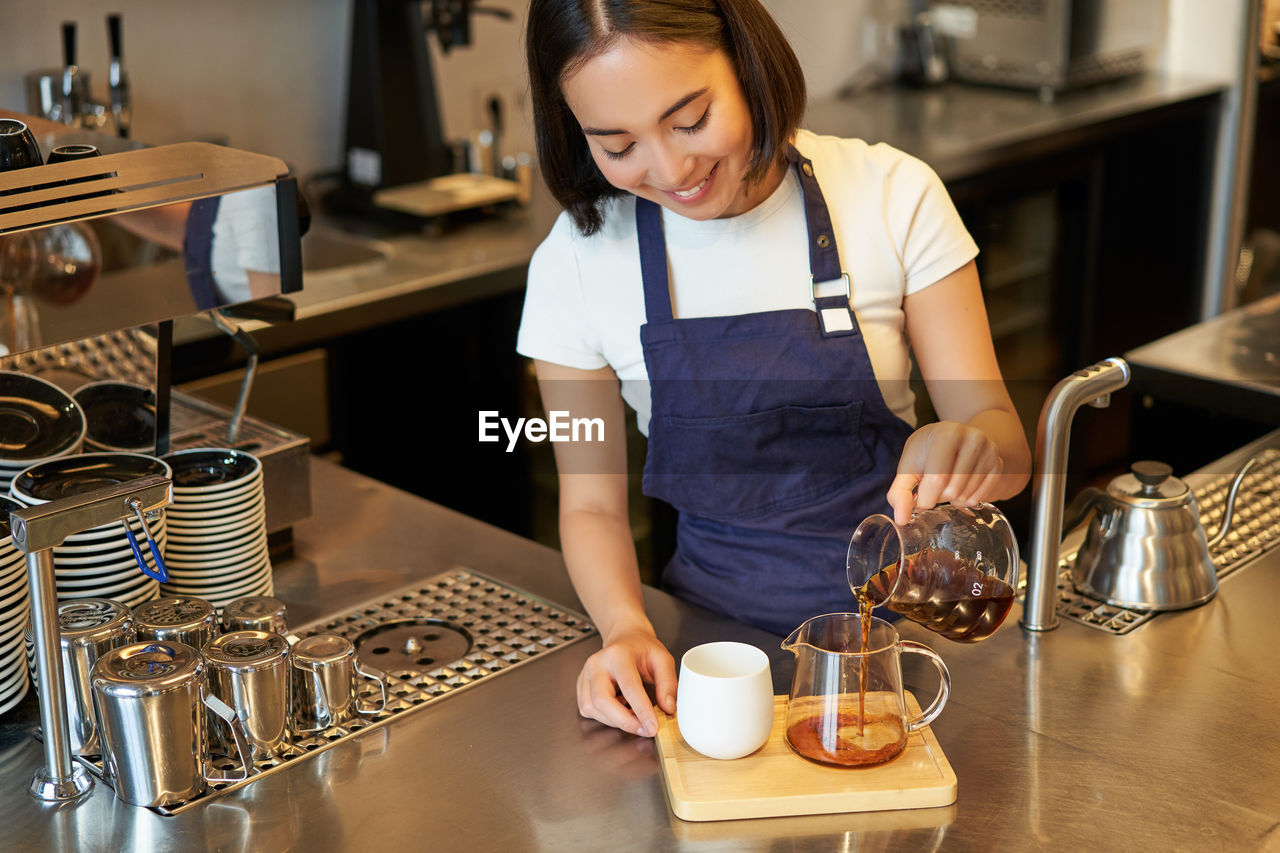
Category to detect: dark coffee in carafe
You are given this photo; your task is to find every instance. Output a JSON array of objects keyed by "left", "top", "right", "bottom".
[{"left": 862, "top": 550, "right": 1015, "bottom": 643}]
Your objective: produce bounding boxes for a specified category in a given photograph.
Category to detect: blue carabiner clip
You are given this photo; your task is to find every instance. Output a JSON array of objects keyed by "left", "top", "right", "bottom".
[{"left": 122, "top": 499, "right": 169, "bottom": 584}]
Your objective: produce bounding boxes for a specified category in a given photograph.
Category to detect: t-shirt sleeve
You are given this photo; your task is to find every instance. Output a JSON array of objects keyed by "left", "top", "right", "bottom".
[
  {"left": 884, "top": 153, "right": 979, "bottom": 296},
  {"left": 516, "top": 213, "right": 610, "bottom": 370}
]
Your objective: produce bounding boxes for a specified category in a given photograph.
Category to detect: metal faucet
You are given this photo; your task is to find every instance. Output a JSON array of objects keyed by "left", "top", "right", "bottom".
[
  {"left": 1021, "top": 358, "right": 1131, "bottom": 631},
  {"left": 10, "top": 475, "right": 171, "bottom": 802}
]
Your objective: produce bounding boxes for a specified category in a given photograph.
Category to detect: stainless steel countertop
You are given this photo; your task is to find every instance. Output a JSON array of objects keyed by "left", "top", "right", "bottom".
[
  {"left": 3, "top": 434, "right": 1280, "bottom": 851},
  {"left": 1127, "top": 290, "right": 1280, "bottom": 397}
]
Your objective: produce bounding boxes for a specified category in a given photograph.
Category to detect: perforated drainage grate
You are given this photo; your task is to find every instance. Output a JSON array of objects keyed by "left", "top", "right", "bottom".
[
  {"left": 1053, "top": 450, "right": 1280, "bottom": 634},
  {"left": 74, "top": 566, "right": 597, "bottom": 814}
]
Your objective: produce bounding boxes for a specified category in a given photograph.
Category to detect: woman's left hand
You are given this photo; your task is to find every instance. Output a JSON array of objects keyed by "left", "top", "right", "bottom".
[{"left": 887, "top": 420, "right": 1005, "bottom": 525}]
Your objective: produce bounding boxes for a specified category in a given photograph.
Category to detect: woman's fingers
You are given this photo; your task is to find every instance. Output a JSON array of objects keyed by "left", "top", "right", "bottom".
[
  {"left": 646, "top": 646, "right": 679, "bottom": 714},
  {"left": 894, "top": 422, "right": 1006, "bottom": 517},
  {"left": 887, "top": 472, "right": 920, "bottom": 525},
  {"left": 576, "top": 640, "right": 676, "bottom": 737},
  {"left": 578, "top": 663, "right": 644, "bottom": 734}
]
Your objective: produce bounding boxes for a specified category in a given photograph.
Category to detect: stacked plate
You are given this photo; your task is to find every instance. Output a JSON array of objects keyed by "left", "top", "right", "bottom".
[
  {"left": 0, "top": 495, "right": 32, "bottom": 716},
  {"left": 10, "top": 452, "right": 170, "bottom": 609},
  {"left": 160, "top": 448, "right": 272, "bottom": 610},
  {"left": 72, "top": 380, "right": 157, "bottom": 452},
  {"left": 0, "top": 371, "right": 86, "bottom": 493}
]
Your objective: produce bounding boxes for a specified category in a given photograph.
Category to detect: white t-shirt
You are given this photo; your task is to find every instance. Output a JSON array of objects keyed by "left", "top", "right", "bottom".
[
  {"left": 211, "top": 185, "right": 280, "bottom": 305},
  {"left": 516, "top": 130, "right": 978, "bottom": 435}
]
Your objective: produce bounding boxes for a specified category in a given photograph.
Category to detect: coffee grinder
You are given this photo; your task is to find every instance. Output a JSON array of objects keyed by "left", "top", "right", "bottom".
[{"left": 325, "top": 0, "right": 519, "bottom": 223}]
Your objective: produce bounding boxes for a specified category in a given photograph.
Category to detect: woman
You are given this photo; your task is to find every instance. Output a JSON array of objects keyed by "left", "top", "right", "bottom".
[{"left": 518, "top": 0, "right": 1031, "bottom": 738}]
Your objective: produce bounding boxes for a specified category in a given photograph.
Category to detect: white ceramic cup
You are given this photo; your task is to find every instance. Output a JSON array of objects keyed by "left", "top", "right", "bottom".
[{"left": 676, "top": 641, "right": 774, "bottom": 760}]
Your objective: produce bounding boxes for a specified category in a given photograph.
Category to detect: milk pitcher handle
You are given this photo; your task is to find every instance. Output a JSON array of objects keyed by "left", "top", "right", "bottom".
[
  {"left": 900, "top": 641, "right": 951, "bottom": 731},
  {"left": 354, "top": 661, "right": 389, "bottom": 715},
  {"left": 202, "top": 689, "right": 253, "bottom": 783}
]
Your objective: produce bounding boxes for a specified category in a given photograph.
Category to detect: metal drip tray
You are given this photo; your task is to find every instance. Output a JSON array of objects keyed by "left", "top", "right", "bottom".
[
  {"left": 75, "top": 567, "right": 596, "bottom": 814},
  {"left": 1052, "top": 449, "right": 1280, "bottom": 634}
]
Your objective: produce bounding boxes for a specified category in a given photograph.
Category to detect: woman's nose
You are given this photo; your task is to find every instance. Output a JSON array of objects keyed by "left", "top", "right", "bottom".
[{"left": 648, "top": 141, "right": 694, "bottom": 189}]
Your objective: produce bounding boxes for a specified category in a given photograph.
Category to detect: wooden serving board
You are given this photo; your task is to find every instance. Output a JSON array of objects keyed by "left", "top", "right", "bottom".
[{"left": 654, "top": 694, "right": 957, "bottom": 822}]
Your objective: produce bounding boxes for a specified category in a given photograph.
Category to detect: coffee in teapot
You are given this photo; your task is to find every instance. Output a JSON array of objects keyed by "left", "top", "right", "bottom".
[
  {"left": 785, "top": 694, "right": 907, "bottom": 767},
  {"left": 848, "top": 503, "right": 1020, "bottom": 644},
  {"left": 781, "top": 613, "right": 950, "bottom": 768},
  {"left": 862, "top": 550, "right": 1016, "bottom": 643}
]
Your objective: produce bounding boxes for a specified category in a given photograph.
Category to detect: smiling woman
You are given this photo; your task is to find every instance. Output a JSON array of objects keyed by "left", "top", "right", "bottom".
[{"left": 518, "top": 0, "right": 1030, "bottom": 740}]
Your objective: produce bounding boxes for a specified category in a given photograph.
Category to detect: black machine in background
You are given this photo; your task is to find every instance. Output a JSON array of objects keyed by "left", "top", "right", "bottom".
[{"left": 327, "top": 0, "right": 513, "bottom": 218}]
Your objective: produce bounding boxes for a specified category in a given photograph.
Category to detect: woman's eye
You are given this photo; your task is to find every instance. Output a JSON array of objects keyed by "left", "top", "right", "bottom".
[
  {"left": 602, "top": 142, "right": 636, "bottom": 161},
  {"left": 675, "top": 107, "right": 710, "bottom": 134}
]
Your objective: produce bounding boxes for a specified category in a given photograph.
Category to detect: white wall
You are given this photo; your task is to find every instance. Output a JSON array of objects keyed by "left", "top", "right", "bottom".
[
  {"left": 0, "top": 0, "right": 533, "bottom": 185},
  {"left": 1159, "top": 0, "right": 1247, "bottom": 80}
]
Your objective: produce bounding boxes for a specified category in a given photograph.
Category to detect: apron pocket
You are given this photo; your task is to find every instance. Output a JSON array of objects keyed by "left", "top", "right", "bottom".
[{"left": 644, "top": 400, "right": 873, "bottom": 522}]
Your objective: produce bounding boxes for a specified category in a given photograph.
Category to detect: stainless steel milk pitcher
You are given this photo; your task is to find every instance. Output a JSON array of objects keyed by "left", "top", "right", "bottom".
[
  {"left": 91, "top": 640, "right": 252, "bottom": 808},
  {"left": 290, "top": 634, "right": 388, "bottom": 731}
]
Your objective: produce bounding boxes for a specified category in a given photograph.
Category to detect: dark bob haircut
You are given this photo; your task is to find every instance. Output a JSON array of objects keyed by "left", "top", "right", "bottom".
[{"left": 526, "top": 0, "right": 806, "bottom": 236}]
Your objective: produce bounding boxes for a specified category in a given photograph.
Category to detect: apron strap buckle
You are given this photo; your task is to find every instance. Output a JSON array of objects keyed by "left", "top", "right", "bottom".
[{"left": 811, "top": 272, "right": 856, "bottom": 337}]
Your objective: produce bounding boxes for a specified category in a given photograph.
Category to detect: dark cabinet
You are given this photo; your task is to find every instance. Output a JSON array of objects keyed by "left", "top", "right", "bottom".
[{"left": 939, "top": 95, "right": 1220, "bottom": 540}]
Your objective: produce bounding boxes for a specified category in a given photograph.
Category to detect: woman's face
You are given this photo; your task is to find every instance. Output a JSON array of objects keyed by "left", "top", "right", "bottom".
[{"left": 561, "top": 37, "right": 782, "bottom": 220}]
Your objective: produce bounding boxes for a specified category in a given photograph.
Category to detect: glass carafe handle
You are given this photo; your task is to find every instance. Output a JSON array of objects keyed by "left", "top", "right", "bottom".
[{"left": 900, "top": 641, "right": 951, "bottom": 731}]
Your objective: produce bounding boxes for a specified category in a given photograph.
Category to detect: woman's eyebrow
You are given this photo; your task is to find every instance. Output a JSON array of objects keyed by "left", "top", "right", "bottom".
[{"left": 582, "top": 87, "right": 710, "bottom": 136}]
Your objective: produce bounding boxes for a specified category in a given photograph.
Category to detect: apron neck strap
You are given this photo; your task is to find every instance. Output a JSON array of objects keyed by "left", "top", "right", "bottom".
[
  {"left": 635, "top": 196, "right": 674, "bottom": 322},
  {"left": 785, "top": 144, "right": 844, "bottom": 286}
]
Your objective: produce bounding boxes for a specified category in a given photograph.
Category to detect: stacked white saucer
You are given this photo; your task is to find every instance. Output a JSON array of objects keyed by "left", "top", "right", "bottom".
[
  {"left": 0, "top": 495, "right": 32, "bottom": 716},
  {"left": 9, "top": 452, "right": 170, "bottom": 609},
  {"left": 0, "top": 371, "right": 86, "bottom": 493},
  {"left": 160, "top": 448, "right": 272, "bottom": 610}
]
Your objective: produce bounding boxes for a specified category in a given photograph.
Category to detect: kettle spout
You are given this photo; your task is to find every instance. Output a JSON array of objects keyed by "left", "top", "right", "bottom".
[{"left": 1062, "top": 486, "right": 1105, "bottom": 538}]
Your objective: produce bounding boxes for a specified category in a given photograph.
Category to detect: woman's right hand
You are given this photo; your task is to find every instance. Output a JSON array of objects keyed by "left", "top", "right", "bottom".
[{"left": 576, "top": 628, "right": 677, "bottom": 738}]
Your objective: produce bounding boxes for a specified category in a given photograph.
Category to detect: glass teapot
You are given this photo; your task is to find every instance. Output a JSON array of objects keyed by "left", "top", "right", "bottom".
[{"left": 846, "top": 503, "right": 1020, "bottom": 643}]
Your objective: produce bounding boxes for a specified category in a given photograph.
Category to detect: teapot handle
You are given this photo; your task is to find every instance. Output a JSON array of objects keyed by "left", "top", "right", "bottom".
[{"left": 900, "top": 641, "right": 951, "bottom": 732}]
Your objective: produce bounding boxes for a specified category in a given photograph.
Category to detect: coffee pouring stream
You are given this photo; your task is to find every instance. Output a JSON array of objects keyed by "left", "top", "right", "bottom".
[{"left": 846, "top": 503, "right": 1021, "bottom": 643}]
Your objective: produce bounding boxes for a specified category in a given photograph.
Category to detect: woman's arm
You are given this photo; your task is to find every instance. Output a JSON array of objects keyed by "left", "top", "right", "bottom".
[
  {"left": 534, "top": 359, "right": 677, "bottom": 737},
  {"left": 888, "top": 260, "right": 1033, "bottom": 524}
]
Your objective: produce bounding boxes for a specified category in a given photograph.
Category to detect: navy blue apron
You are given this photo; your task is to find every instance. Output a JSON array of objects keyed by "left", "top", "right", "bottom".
[{"left": 636, "top": 145, "right": 913, "bottom": 636}]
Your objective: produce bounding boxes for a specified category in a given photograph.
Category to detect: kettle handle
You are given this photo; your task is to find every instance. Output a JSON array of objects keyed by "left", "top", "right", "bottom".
[
  {"left": 899, "top": 641, "right": 951, "bottom": 732},
  {"left": 1062, "top": 486, "right": 1105, "bottom": 537}
]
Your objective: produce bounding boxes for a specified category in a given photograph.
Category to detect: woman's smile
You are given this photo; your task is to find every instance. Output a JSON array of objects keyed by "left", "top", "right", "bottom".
[{"left": 668, "top": 163, "right": 717, "bottom": 202}]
